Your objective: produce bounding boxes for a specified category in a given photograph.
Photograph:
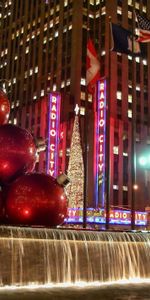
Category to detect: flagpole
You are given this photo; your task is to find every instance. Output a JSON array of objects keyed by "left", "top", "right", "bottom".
[
  {"left": 131, "top": 0, "right": 136, "bottom": 230},
  {"left": 83, "top": 90, "right": 88, "bottom": 229},
  {"left": 83, "top": 31, "right": 90, "bottom": 229},
  {"left": 105, "top": 16, "right": 111, "bottom": 230}
]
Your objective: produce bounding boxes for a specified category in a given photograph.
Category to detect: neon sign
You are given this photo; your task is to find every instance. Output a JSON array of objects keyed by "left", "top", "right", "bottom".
[
  {"left": 65, "top": 208, "right": 147, "bottom": 226},
  {"left": 46, "top": 92, "right": 61, "bottom": 177},
  {"left": 95, "top": 80, "right": 106, "bottom": 207}
]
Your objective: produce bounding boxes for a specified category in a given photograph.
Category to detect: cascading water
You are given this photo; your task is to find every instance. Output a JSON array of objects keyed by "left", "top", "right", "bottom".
[{"left": 0, "top": 226, "right": 150, "bottom": 287}]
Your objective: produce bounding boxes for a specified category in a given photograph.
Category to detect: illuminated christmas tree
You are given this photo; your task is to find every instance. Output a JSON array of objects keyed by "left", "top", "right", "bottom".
[{"left": 67, "top": 105, "right": 84, "bottom": 208}]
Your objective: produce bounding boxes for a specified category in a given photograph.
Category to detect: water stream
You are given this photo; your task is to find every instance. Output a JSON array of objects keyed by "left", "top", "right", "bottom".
[{"left": 0, "top": 227, "right": 150, "bottom": 287}]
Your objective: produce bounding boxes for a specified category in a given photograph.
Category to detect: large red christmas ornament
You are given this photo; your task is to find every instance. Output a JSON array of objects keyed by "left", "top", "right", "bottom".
[
  {"left": 5, "top": 173, "right": 68, "bottom": 226},
  {"left": 0, "top": 124, "right": 36, "bottom": 184},
  {"left": 0, "top": 90, "right": 10, "bottom": 125},
  {"left": 0, "top": 189, "right": 4, "bottom": 221}
]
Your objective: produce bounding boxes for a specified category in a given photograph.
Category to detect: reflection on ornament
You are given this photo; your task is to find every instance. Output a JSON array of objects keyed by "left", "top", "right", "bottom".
[
  {"left": 0, "top": 124, "right": 36, "bottom": 184},
  {"left": 6, "top": 173, "right": 67, "bottom": 226},
  {"left": 0, "top": 90, "right": 10, "bottom": 125},
  {"left": 0, "top": 189, "right": 4, "bottom": 221}
]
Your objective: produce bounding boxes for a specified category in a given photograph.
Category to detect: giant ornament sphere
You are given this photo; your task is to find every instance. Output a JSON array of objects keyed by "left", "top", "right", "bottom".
[
  {"left": 0, "top": 90, "right": 10, "bottom": 125},
  {"left": 0, "top": 189, "right": 4, "bottom": 221},
  {"left": 5, "top": 173, "right": 68, "bottom": 226},
  {"left": 0, "top": 124, "right": 36, "bottom": 184}
]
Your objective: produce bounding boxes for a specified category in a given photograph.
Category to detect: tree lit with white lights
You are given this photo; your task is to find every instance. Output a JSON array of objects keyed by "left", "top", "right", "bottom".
[{"left": 67, "top": 105, "right": 84, "bottom": 208}]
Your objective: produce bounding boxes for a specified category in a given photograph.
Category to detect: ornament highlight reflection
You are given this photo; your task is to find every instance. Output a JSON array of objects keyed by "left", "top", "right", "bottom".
[
  {"left": 0, "top": 90, "right": 10, "bottom": 125},
  {"left": 5, "top": 173, "right": 67, "bottom": 226},
  {"left": 0, "top": 124, "right": 36, "bottom": 184}
]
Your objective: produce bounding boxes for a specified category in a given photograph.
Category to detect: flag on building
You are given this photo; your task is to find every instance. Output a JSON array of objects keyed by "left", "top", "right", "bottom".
[
  {"left": 111, "top": 23, "right": 141, "bottom": 56},
  {"left": 136, "top": 13, "right": 150, "bottom": 43},
  {"left": 86, "top": 39, "right": 100, "bottom": 93}
]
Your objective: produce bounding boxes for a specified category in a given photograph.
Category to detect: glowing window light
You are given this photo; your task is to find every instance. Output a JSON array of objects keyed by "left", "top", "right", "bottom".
[
  {"left": 88, "top": 94, "right": 92, "bottom": 102},
  {"left": 123, "top": 152, "right": 128, "bottom": 157},
  {"left": 80, "top": 78, "right": 86, "bottom": 86},
  {"left": 117, "top": 7, "right": 122, "bottom": 14},
  {"left": 54, "top": 31, "right": 58, "bottom": 37},
  {"left": 128, "top": 110, "right": 132, "bottom": 118},
  {"left": 136, "top": 86, "right": 140, "bottom": 91},
  {"left": 143, "top": 59, "right": 147, "bottom": 65},
  {"left": 35, "top": 66, "right": 38, "bottom": 73},
  {"left": 128, "top": 95, "right": 132, "bottom": 103},
  {"left": 29, "top": 69, "right": 33, "bottom": 76},
  {"left": 64, "top": 0, "right": 68, "bottom": 6},
  {"left": 101, "top": 50, "right": 106, "bottom": 56},
  {"left": 40, "top": 90, "right": 44, "bottom": 96},
  {"left": 117, "top": 91, "right": 122, "bottom": 100},
  {"left": 135, "top": 2, "right": 139, "bottom": 9},
  {"left": 14, "top": 118, "right": 17, "bottom": 125},
  {"left": 113, "top": 185, "right": 119, "bottom": 190},
  {"left": 81, "top": 92, "right": 85, "bottom": 100},
  {"left": 66, "top": 79, "right": 70, "bottom": 86},
  {"left": 61, "top": 81, "right": 65, "bottom": 88},
  {"left": 113, "top": 146, "right": 119, "bottom": 154},
  {"left": 136, "top": 57, "right": 140, "bottom": 63},
  {"left": 53, "top": 84, "right": 56, "bottom": 91},
  {"left": 80, "top": 107, "right": 85, "bottom": 115},
  {"left": 56, "top": 5, "right": 60, "bottom": 11},
  {"left": 101, "top": 7, "right": 106, "bottom": 15},
  {"left": 128, "top": 11, "right": 132, "bottom": 19},
  {"left": 89, "top": 13, "right": 94, "bottom": 18},
  {"left": 123, "top": 186, "right": 128, "bottom": 191}
]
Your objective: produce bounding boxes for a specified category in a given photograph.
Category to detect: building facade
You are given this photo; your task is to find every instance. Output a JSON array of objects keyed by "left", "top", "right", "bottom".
[{"left": 0, "top": 0, "right": 150, "bottom": 213}]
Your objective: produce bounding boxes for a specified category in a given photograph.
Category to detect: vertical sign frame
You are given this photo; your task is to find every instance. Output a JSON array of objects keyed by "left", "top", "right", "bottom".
[
  {"left": 95, "top": 79, "right": 107, "bottom": 207},
  {"left": 46, "top": 92, "right": 61, "bottom": 177}
]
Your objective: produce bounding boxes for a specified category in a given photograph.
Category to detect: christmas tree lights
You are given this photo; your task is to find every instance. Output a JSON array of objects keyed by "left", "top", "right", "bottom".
[{"left": 67, "top": 106, "right": 84, "bottom": 208}]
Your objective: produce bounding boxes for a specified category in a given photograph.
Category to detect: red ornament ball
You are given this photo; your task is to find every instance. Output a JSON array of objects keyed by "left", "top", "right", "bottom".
[
  {"left": 0, "top": 124, "right": 36, "bottom": 184},
  {"left": 0, "top": 189, "right": 4, "bottom": 221},
  {"left": 0, "top": 90, "right": 10, "bottom": 125},
  {"left": 5, "top": 173, "right": 68, "bottom": 226}
]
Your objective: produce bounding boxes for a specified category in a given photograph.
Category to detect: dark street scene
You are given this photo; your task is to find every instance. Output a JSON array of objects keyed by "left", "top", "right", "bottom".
[{"left": 1, "top": 0, "right": 150, "bottom": 299}]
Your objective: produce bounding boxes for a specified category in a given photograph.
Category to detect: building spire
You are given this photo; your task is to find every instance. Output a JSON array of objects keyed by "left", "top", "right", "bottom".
[{"left": 74, "top": 104, "right": 80, "bottom": 115}]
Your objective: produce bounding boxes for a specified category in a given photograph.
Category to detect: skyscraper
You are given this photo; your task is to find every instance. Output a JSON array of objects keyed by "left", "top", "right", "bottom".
[{"left": 0, "top": 0, "right": 150, "bottom": 212}]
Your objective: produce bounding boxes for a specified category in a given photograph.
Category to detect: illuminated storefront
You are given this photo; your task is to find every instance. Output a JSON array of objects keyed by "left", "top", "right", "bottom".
[{"left": 66, "top": 208, "right": 147, "bottom": 226}]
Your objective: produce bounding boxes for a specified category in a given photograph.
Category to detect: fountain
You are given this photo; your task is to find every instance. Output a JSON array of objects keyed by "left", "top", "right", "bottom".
[{"left": 0, "top": 226, "right": 150, "bottom": 287}]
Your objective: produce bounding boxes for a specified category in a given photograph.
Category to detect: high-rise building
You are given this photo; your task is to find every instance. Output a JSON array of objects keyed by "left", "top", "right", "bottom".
[{"left": 0, "top": 0, "right": 150, "bottom": 213}]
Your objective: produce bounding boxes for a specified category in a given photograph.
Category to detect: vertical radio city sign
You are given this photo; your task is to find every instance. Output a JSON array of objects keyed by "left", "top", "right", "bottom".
[
  {"left": 46, "top": 92, "right": 61, "bottom": 177},
  {"left": 95, "top": 79, "right": 106, "bottom": 207}
]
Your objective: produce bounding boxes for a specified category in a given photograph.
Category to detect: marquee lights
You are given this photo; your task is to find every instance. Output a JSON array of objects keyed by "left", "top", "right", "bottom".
[
  {"left": 95, "top": 79, "right": 106, "bottom": 207},
  {"left": 66, "top": 208, "right": 147, "bottom": 226},
  {"left": 46, "top": 92, "right": 61, "bottom": 177}
]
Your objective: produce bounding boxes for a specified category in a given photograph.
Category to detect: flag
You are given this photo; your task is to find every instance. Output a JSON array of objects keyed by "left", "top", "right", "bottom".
[
  {"left": 111, "top": 23, "right": 141, "bottom": 56},
  {"left": 86, "top": 39, "right": 100, "bottom": 93},
  {"left": 136, "top": 13, "right": 150, "bottom": 43}
]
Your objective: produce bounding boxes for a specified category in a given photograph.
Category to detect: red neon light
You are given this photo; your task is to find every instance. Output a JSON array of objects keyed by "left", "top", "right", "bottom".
[
  {"left": 98, "top": 82, "right": 105, "bottom": 175},
  {"left": 48, "top": 93, "right": 61, "bottom": 177},
  {"left": 68, "top": 208, "right": 147, "bottom": 222}
]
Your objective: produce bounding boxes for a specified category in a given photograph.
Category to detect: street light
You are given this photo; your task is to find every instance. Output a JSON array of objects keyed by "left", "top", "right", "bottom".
[{"left": 138, "top": 154, "right": 150, "bottom": 169}]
